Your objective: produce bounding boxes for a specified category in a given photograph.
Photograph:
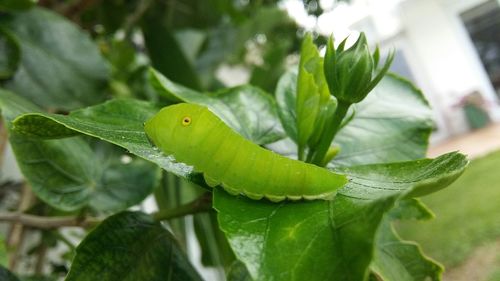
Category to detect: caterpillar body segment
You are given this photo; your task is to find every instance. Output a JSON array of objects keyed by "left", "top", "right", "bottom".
[{"left": 144, "top": 103, "right": 347, "bottom": 201}]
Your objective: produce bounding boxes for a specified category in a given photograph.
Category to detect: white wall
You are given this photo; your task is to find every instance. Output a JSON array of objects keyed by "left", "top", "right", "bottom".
[
  {"left": 398, "top": 0, "right": 500, "bottom": 138},
  {"left": 441, "top": 0, "right": 500, "bottom": 103}
]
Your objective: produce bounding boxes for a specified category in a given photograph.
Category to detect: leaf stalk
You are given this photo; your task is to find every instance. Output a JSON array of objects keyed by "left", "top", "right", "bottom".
[
  {"left": 308, "top": 101, "right": 350, "bottom": 165},
  {"left": 153, "top": 192, "right": 212, "bottom": 221}
]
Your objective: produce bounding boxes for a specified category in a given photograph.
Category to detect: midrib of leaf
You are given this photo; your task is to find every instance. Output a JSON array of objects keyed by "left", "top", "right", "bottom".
[{"left": 259, "top": 202, "right": 283, "bottom": 270}]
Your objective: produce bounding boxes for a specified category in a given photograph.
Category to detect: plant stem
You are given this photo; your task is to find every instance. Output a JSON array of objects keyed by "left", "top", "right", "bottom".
[
  {"left": 298, "top": 144, "right": 305, "bottom": 161},
  {"left": 0, "top": 193, "right": 212, "bottom": 229},
  {"left": 153, "top": 192, "right": 212, "bottom": 221},
  {"left": 0, "top": 119, "right": 9, "bottom": 170},
  {"left": 34, "top": 240, "right": 47, "bottom": 275},
  {"left": 309, "top": 101, "right": 351, "bottom": 166},
  {"left": 7, "top": 184, "right": 35, "bottom": 271},
  {"left": 123, "top": 0, "right": 155, "bottom": 38},
  {"left": 52, "top": 230, "right": 76, "bottom": 251},
  {"left": 0, "top": 212, "right": 100, "bottom": 229}
]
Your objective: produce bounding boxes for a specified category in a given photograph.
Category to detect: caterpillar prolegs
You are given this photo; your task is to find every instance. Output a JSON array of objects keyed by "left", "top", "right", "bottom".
[{"left": 144, "top": 103, "right": 347, "bottom": 202}]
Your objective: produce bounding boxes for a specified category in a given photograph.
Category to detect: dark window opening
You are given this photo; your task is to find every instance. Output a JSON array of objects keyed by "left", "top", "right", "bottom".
[{"left": 462, "top": 0, "right": 500, "bottom": 96}]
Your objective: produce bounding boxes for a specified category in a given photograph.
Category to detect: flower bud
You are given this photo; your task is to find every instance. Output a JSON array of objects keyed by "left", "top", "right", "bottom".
[{"left": 324, "top": 33, "right": 394, "bottom": 104}]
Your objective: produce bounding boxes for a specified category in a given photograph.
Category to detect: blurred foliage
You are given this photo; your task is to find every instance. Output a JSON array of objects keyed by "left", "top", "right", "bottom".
[
  {"left": 75, "top": 0, "right": 303, "bottom": 93},
  {"left": 0, "top": 1, "right": 308, "bottom": 277}
]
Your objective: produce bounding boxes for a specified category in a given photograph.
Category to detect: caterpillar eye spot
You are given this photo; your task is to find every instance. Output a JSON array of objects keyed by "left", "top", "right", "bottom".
[{"left": 182, "top": 116, "right": 192, "bottom": 126}]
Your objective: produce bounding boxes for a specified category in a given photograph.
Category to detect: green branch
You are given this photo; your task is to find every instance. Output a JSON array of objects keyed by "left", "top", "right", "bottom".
[
  {"left": 153, "top": 192, "right": 213, "bottom": 221},
  {"left": 0, "top": 193, "right": 213, "bottom": 229},
  {"left": 0, "top": 212, "right": 99, "bottom": 229}
]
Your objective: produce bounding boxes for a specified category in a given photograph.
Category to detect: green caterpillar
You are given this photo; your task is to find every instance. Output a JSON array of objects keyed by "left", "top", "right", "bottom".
[{"left": 144, "top": 103, "right": 347, "bottom": 202}]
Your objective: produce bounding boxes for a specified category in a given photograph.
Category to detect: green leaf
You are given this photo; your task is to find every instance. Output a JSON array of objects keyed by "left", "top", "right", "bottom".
[
  {"left": 0, "top": 27, "right": 20, "bottom": 79},
  {"left": 142, "top": 3, "right": 202, "bottom": 90},
  {"left": 0, "top": 7, "right": 109, "bottom": 111},
  {"left": 212, "top": 86, "right": 285, "bottom": 144},
  {"left": 11, "top": 97, "right": 200, "bottom": 182},
  {"left": 226, "top": 260, "right": 252, "bottom": 281},
  {"left": 1, "top": 90, "right": 93, "bottom": 210},
  {"left": 336, "top": 152, "right": 467, "bottom": 199},
  {"left": 249, "top": 37, "right": 291, "bottom": 93},
  {"left": 103, "top": 39, "right": 136, "bottom": 77},
  {"left": 149, "top": 67, "right": 204, "bottom": 103},
  {"left": 371, "top": 220, "right": 443, "bottom": 281},
  {"left": 333, "top": 74, "right": 434, "bottom": 166},
  {"left": 276, "top": 41, "right": 336, "bottom": 154},
  {"left": 295, "top": 33, "right": 335, "bottom": 159},
  {"left": 193, "top": 212, "right": 235, "bottom": 268},
  {"left": 9, "top": 136, "right": 98, "bottom": 211},
  {"left": 0, "top": 90, "right": 160, "bottom": 211},
  {"left": 215, "top": 190, "right": 395, "bottom": 281},
  {"left": 0, "top": 0, "right": 36, "bottom": 11},
  {"left": 214, "top": 152, "right": 467, "bottom": 281},
  {"left": 370, "top": 203, "right": 443, "bottom": 281},
  {"left": 88, "top": 142, "right": 162, "bottom": 213},
  {"left": 389, "top": 199, "right": 434, "bottom": 221},
  {"left": 275, "top": 70, "right": 298, "bottom": 142},
  {"left": 65, "top": 211, "right": 202, "bottom": 281},
  {"left": 150, "top": 68, "right": 285, "bottom": 144},
  {"left": 194, "top": 24, "right": 238, "bottom": 88},
  {"left": 174, "top": 30, "right": 206, "bottom": 65},
  {"left": 0, "top": 265, "right": 19, "bottom": 281}
]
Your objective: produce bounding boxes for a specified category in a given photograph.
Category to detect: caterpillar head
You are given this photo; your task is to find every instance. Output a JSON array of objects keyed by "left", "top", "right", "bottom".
[{"left": 144, "top": 103, "right": 206, "bottom": 154}]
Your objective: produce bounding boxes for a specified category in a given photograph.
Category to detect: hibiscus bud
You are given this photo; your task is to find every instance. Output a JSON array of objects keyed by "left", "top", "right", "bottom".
[{"left": 324, "top": 32, "right": 394, "bottom": 104}]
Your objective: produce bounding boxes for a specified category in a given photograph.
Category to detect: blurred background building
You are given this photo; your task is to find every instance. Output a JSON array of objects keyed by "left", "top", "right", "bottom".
[{"left": 286, "top": 0, "right": 500, "bottom": 143}]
